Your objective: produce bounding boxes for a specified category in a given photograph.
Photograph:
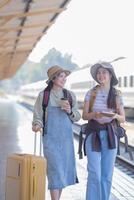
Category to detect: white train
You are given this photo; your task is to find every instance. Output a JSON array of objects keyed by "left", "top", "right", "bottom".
[{"left": 19, "top": 59, "right": 134, "bottom": 118}]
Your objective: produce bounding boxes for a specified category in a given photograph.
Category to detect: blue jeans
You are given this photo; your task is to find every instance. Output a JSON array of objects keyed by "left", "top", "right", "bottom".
[{"left": 85, "top": 130, "right": 117, "bottom": 200}]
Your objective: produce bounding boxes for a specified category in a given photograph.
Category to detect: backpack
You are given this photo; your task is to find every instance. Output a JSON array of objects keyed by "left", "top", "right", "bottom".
[
  {"left": 42, "top": 88, "right": 73, "bottom": 135},
  {"left": 78, "top": 85, "right": 128, "bottom": 159}
]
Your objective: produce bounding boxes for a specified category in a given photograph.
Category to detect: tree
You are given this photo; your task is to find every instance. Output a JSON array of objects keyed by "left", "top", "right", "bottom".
[{"left": 39, "top": 48, "right": 78, "bottom": 79}]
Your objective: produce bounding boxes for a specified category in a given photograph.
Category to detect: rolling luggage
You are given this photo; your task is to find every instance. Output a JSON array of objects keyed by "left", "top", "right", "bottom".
[{"left": 5, "top": 133, "right": 47, "bottom": 200}]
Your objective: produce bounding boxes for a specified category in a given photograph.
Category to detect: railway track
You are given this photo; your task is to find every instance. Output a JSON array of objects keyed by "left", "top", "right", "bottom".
[{"left": 115, "top": 156, "right": 134, "bottom": 178}]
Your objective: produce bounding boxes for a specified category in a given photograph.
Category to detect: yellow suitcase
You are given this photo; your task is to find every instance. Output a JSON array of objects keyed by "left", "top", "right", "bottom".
[{"left": 5, "top": 133, "right": 47, "bottom": 200}]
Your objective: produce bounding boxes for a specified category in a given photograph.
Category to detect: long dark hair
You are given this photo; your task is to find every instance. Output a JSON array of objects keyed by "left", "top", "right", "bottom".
[
  {"left": 107, "top": 76, "right": 117, "bottom": 110},
  {"left": 96, "top": 67, "right": 117, "bottom": 110}
]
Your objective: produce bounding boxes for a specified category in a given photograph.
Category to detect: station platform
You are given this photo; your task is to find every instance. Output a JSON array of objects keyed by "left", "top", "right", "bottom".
[{"left": 0, "top": 97, "right": 134, "bottom": 200}]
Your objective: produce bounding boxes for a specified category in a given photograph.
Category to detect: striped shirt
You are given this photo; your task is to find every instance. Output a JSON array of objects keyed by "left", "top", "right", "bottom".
[{"left": 84, "top": 88, "right": 123, "bottom": 124}]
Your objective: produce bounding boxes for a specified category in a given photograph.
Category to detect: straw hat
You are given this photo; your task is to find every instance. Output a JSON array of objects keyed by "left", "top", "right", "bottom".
[
  {"left": 46, "top": 65, "right": 71, "bottom": 84},
  {"left": 90, "top": 61, "right": 118, "bottom": 85}
]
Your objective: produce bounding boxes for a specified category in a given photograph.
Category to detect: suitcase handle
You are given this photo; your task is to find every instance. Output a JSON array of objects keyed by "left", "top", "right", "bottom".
[{"left": 34, "top": 131, "right": 42, "bottom": 156}]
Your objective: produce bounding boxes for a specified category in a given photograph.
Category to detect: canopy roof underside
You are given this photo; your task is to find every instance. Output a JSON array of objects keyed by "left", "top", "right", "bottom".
[{"left": 0, "top": 0, "right": 70, "bottom": 80}]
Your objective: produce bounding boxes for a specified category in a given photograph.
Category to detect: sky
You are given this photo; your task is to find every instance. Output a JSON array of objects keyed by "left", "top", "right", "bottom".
[{"left": 29, "top": 0, "right": 134, "bottom": 69}]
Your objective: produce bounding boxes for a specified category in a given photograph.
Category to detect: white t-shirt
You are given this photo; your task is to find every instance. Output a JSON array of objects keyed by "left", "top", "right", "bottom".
[{"left": 84, "top": 89, "right": 123, "bottom": 124}]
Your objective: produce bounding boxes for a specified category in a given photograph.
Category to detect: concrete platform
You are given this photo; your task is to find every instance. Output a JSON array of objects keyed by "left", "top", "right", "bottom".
[{"left": 0, "top": 98, "right": 133, "bottom": 200}]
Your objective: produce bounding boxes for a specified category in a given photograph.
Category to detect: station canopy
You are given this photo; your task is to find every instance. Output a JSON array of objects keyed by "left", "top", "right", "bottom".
[{"left": 0, "top": 0, "right": 70, "bottom": 80}]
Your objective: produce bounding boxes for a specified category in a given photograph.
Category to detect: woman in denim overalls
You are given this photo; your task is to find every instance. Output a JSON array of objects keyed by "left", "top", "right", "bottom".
[
  {"left": 82, "top": 61, "right": 125, "bottom": 200},
  {"left": 32, "top": 65, "right": 80, "bottom": 200}
]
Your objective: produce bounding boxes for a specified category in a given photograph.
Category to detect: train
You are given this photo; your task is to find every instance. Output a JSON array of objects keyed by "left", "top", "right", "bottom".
[{"left": 19, "top": 58, "right": 134, "bottom": 118}]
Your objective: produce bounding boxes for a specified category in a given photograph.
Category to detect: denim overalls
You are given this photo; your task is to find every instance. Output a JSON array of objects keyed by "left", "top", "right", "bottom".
[{"left": 43, "top": 106, "right": 78, "bottom": 190}]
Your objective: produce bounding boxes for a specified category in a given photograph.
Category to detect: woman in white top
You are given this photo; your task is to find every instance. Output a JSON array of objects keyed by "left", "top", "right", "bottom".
[{"left": 82, "top": 61, "right": 125, "bottom": 200}]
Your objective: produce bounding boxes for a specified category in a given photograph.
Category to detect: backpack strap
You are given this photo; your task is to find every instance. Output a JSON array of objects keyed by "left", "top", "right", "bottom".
[
  {"left": 42, "top": 88, "right": 50, "bottom": 135},
  {"left": 78, "top": 127, "right": 83, "bottom": 159},
  {"left": 116, "top": 124, "right": 128, "bottom": 155},
  {"left": 42, "top": 89, "right": 50, "bottom": 108},
  {"left": 78, "top": 123, "right": 88, "bottom": 159},
  {"left": 63, "top": 88, "right": 73, "bottom": 108},
  {"left": 89, "top": 85, "right": 100, "bottom": 112},
  {"left": 117, "top": 133, "right": 128, "bottom": 155},
  {"left": 114, "top": 90, "right": 128, "bottom": 154}
]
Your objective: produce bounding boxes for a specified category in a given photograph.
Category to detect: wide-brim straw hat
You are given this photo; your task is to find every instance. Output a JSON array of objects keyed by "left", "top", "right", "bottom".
[
  {"left": 90, "top": 61, "right": 118, "bottom": 85},
  {"left": 46, "top": 65, "right": 71, "bottom": 84}
]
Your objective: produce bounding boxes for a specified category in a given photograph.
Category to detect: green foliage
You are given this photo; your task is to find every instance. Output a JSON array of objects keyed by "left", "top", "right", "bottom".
[{"left": 39, "top": 48, "right": 78, "bottom": 80}]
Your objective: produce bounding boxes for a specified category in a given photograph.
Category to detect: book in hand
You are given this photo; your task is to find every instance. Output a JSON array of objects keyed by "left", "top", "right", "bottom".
[{"left": 101, "top": 111, "right": 115, "bottom": 117}]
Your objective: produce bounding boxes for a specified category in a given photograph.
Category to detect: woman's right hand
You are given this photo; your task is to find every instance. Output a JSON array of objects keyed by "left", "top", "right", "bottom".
[{"left": 32, "top": 124, "right": 41, "bottom": 133}]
